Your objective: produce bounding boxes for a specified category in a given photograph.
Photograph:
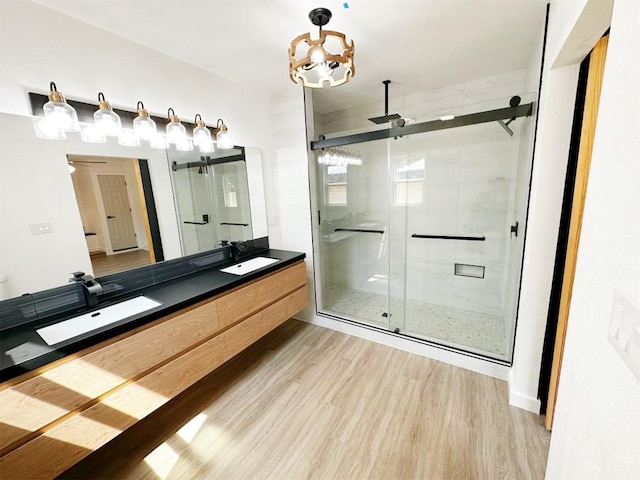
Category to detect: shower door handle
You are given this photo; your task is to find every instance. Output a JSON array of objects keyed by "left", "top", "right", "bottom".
[
  {"left": 335, "top": 228, "right": 385, "bottom": 234},
  {"left": 411, "top": 234, "right": 485, "bottom": 241}
]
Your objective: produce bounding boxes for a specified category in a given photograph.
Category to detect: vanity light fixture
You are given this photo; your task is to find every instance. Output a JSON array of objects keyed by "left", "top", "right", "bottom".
[
  {"left": 133, "top": 101, "right": 157, "bottom": 140},
  {"left": 32, "top": 116, "right": 66, "bottom": 140},
  {"left": 93, "top": 92, "right": 122, "bottom": 136},
  {"left": 42, "top": 81, "right": 80, "bottom": 132},
  {"left": 79, "top": 122, "right": 106, "bottom": 144},
  {"left": 166, "top": 108, "right": 188, "bottom": 145},
  {"left": 118, "top": 128, "right": 141, "bottom": 147},
  {"left": 289, "top": 7, "right": 355, "bottom": 88},
  {"left": 149, "top": 133, "right": 169, "bottom": 150},
  {"left": 213, "top": 118, "right": 233, "bottom": 149},
  {"left": 193, "top": 114, "right": 213, "bottom": 152}
]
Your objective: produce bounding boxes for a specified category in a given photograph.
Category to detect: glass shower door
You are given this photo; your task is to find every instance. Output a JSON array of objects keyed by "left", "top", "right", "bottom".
[
  {"left": 171, "top": 164, "right": 220, "bottom": 255},
  {"left": 400, "top": 121, "right": 519, "bottom": 361},
  {"left": 317, "top": 137, "right": 408, "bottom": 331}
]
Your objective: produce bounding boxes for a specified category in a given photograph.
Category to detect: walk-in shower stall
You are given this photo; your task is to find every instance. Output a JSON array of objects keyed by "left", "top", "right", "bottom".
[{"left": 310, "top": 82, "right": 537, "bottom": 363}]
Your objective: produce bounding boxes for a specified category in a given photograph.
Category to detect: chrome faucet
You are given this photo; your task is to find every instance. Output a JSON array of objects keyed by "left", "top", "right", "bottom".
[{"left": 69, "top": 271, "right": 103, "bottom": 307}]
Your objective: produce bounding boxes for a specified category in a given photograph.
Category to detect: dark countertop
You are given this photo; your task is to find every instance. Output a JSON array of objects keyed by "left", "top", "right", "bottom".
[{"left": 0, "top": 249, "right": 305, "bottom": 382}]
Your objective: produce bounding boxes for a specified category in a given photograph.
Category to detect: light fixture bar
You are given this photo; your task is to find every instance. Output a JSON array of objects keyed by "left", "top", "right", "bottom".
[{"left": 310, "top": 103, "right": 533, "bottom": 150}]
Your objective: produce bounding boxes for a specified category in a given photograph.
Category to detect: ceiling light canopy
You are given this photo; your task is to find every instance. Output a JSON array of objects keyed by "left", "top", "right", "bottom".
[{"left": 289, "top": 7, "right": 355, "bottom": 88}]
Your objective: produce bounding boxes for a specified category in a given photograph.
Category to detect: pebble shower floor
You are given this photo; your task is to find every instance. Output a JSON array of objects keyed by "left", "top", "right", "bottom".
[{"left": 323, "top": 284, "right": 508, "bottom": 357}]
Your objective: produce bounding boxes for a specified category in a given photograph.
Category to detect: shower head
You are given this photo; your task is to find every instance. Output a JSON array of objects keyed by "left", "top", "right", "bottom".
[
  {"left": 496, "top": 95, "right": 522, "bottom": 136},
  {"left": 368, "top": 80, "right": 402, "bottom": 124}
]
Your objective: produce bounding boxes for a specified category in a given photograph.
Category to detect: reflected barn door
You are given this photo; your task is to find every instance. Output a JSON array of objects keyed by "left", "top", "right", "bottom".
[{"left": 98, "top": 175, "right": 138, "bottom": 251}]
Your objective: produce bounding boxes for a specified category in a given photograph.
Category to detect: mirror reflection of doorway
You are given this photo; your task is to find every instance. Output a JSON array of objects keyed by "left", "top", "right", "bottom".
[{"left": 68, "top": 155, "right": 154, "bottom": 277}]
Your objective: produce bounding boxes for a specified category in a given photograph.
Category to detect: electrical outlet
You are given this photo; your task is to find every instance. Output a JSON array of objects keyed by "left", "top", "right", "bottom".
[
  {"left": 29, "top": 223, "right": 53, "bottom": 235},
  {"left": 608, "top": 289, "right": 640, "bottom": 382}
]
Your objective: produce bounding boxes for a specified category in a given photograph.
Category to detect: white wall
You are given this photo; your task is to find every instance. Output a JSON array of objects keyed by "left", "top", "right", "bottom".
[
  {"left": 509, "top": 0, "right": 613, "bottom": 412},
  {"left": 545, "top": 0, "right": 640, "bottom": 478}
]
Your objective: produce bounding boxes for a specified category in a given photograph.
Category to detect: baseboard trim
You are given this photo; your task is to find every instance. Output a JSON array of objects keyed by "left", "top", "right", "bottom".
[
  {"left": 508, "top": 369, "right": 542, "bottom": 413},
  {"left": 294, "top": 314, "right": 510, "bottom": 381}
]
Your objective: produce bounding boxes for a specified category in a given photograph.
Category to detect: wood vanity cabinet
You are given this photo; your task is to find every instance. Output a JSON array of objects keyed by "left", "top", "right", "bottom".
[{"left": 0, "top": 261, "right": 307, "bottom": 479}]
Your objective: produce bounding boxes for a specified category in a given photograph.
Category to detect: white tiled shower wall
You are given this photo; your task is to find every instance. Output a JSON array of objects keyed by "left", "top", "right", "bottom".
[{"left": 314, "top": 70, "right": 535, "bottom": 317}]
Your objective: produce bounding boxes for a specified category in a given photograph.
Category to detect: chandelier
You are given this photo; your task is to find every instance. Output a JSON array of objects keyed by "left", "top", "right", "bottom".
[{"left": 288, "top": 7, "right": 355, "bottom": 88}]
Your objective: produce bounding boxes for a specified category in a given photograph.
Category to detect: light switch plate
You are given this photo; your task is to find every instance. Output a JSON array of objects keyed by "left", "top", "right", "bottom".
[
  {"left": 29, "top": 222, "right": 53, "bottom": 235},
  {"left": 608, "top": 289, "right": 640, "bottom": 382}
]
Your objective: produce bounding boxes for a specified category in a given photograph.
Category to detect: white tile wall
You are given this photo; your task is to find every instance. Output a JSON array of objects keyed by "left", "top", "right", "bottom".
[{"left": 316, "top": 71, "right": 530, "bottom": 317}]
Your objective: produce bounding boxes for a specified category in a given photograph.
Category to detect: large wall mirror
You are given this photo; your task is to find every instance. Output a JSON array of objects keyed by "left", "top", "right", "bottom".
[{"left": 0, "top": 112, "right": 268, "bottom": 300}]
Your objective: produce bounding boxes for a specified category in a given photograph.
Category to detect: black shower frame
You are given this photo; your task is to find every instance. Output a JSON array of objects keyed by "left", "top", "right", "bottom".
[{"left": 310, "top": 102, "right": 533, "bottom": 150}]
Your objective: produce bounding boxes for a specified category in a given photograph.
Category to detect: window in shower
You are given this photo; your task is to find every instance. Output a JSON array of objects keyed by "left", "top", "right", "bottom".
[
  {"left": 325, "top": 165, "right": 348, "bottom": 206},
  {"left": 394, "top": 157, "right": 425, "bottom": 205}
]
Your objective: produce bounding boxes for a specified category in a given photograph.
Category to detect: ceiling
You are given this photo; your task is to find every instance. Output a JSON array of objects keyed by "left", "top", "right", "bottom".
[{"left": 32, "top": 0, "right": 548, "bottom": 114}]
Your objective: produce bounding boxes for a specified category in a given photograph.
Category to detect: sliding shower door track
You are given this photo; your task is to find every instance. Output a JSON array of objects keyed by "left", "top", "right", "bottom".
[
  {"left": 310, "top": 103, "right": 533, "bottom": 150},
  {"left": 316, "top": 309, "right": 511, "bottom": 366}
]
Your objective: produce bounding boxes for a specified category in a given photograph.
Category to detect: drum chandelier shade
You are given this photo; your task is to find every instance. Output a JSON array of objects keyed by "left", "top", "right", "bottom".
[{"left": 288, "top": 7, "right": 355, "bottom": 88}]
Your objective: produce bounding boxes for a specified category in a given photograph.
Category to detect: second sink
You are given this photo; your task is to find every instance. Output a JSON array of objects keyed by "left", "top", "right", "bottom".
[{"left": 220, "top": 257, "right": 279, "bottom": 275}]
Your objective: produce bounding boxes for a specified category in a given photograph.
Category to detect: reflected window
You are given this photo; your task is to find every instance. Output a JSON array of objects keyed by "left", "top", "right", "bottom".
[
  {"left": 222, "top": 173, "right": 238, "bottom": 207},
  {"left": 395, "top": 158, "right": 424, "bottom": 205},
  {"left": 325, "top": 165, "right": 347, "bottom": 206}
]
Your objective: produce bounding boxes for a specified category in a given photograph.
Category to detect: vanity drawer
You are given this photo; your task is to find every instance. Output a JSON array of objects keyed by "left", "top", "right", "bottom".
[
  {"left": 0, "top": 297, "right": 220, "bottom": 455},
  {"left": 216, "top": 261, "right": 307, "bottom": 328}
]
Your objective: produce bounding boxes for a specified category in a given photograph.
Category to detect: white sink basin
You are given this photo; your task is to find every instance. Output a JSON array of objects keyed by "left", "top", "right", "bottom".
[
  {"left": 220, "top": 256, "right": 279, "bottom": 276},
  {"left": 36, "top": 296, "right": 162, "bottom": 346}
]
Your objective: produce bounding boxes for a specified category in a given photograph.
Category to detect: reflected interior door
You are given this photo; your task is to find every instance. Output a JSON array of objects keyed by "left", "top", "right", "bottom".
[{"left": 98, "top": 175, "right": 138, "bottom": 251}]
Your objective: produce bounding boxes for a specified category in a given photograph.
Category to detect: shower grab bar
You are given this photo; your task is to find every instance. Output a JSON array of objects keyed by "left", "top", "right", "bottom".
[
  {"left": 411, "top": 234, "right": 485, "bottom": 241},
  {"left": 335, "top": 228, "right": 385, "bottom": 234},
  {"left": 220, "top": 222, "right": 249, "bottom": 227}
]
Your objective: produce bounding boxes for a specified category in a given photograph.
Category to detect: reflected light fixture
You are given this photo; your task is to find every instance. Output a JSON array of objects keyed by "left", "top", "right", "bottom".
[
  {"left": 166, "top": 108, "right": 188, "bottom": 145},
  {"left": 193, "top": 114, "right": 213, "bottom": 152},
  {"left": 93, "top": 92, "right": 122, "bottom": 136},
  {"left": 133, "top": 101, "right": 157, "bottom": 140},
  {"left": 213, "top": 119, "right": 233, "bottom": 149},
  {"left": 43, "top": 81, "right": 80, "bottom": 132},
  {"left": 289, "top": 7, "right": 355, "bottom": 88},
  {"left": 32, "top": 116, "right": 65, "bottom": 140},
  {"left": 118, "top": 128, "right": 141, "bottom": 147},
  {"left": 79, "top": 122, "right": 106, "bottom": 144}
]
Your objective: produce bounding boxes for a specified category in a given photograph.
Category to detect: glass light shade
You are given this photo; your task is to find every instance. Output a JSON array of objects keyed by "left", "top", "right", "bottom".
[
  {"left": 175, "top": 138, "right": 194, "bottom": 152},
  {"left": 193, "top": 125, "right": 212, "bottom": 150},
  {"left": 149, "top": 133, "right": 168, "bottom": 149},
  {"left": 79, "top": 122, "right": 106, "bottom": 143},
  {"left": 133, "top": 102, "right": 157, "bottom": 141},
  {"left": 216, "top": 129, "right": 233, "bottom": 149},
  {"left": 94, "top": 109, "right": 122, "bottom": 136},
  {"left": 198, "top": 140, "right": 215, "bottom": 153},
  {"left": 43, "top": 101, "right": 80, "bottom": 132},
  {"left": 118, "top": 129, "right": 141, "bottom": 147},
  {"left": 32, "top": 116, "right": 65, "bottom": 139},
  {"left": 166, "top": 121, "right": 187, "bottom": 145}
]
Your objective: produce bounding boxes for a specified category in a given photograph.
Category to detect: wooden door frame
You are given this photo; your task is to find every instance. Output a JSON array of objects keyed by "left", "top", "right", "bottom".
[{"left": 545, "top": 35, "right": 609, "bottom": 430}]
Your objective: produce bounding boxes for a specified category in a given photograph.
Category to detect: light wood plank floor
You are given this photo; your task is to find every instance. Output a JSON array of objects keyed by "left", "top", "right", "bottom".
[
  {"left": 91, "top": 249, "right": 152, "bottom": 277},
  {"left": 61, "top": 320, "right": 550, "bottom": 480}
]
